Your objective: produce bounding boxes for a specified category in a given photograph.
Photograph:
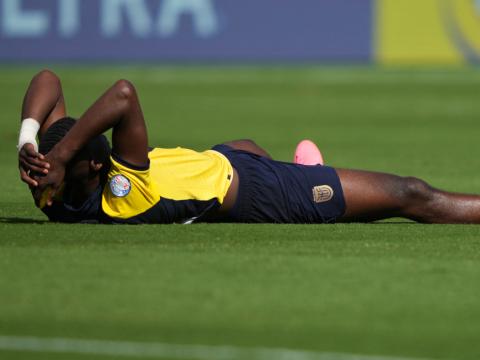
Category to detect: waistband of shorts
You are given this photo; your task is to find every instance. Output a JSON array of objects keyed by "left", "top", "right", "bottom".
[
  {"left": 212, "top": 144, "right": 253, "bottom": 222},
  {"left": 226, "top": 162, "right": 252, "bottom": 222}
]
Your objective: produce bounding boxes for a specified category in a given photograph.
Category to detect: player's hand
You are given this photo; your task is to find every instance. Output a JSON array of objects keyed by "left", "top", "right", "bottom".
[
  {"left": 34, "top": 152, "right": 65, "bottom": 208},
  {"left": 18, "top": 143, "right": 50, "bottom": 188}
]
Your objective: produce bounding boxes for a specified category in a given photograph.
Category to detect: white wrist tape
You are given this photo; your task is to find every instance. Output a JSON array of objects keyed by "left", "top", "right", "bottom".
[{"left": 17, "top": 118, "right": 40, "bottom": 152}]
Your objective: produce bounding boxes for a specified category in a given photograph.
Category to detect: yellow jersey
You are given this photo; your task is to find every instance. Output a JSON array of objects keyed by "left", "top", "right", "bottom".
[{"left": 101, "top": 147, "right": 234, "bottom": 224}]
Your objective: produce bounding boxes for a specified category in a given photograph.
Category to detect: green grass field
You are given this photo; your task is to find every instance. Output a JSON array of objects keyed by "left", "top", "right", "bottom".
[{"left": 1, "top": 67, "right": 480, "bottom": 360}]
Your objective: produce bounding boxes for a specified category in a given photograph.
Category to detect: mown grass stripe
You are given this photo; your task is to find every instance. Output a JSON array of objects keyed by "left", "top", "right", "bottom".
[{"left": 0, "top": 336, "right": 436, "bottom": 360}]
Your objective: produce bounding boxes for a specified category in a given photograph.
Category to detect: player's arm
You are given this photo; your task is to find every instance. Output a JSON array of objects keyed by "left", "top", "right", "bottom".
[
  {"left": 36, "top": 80, "right": 148, "bottom": 205},
  {"left": 18, "top": 69, "right": 67, "bottom": 187},
  {"left": 223, "top": 139, "right": 272, "bottom": 159},
  {"left": 22, "top": 69, "right": 67, "bottom": 138}
]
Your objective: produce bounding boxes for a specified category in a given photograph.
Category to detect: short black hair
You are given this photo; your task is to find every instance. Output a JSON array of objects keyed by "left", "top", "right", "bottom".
[{"left": 39, "top": 117, "right": 111, "bottom": 167}]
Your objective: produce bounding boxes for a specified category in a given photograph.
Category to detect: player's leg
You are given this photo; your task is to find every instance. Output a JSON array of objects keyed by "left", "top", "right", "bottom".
[
  {"left": 223, "top": 139, "right": 326, "bottom": 164},
  {"left": 337, "top": 168, "right": 480, "bottom": 224},
  {"left": 223, "top": 139, "right": 272, "bottom": 159}
]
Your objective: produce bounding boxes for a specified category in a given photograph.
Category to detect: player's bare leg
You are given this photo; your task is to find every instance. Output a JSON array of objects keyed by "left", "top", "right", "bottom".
[
  {"left": 337, "top": 169, "right": 480, "bottom": 224},
  {"left": 223, "top": 139, "right": 272, "bottom": 159}
]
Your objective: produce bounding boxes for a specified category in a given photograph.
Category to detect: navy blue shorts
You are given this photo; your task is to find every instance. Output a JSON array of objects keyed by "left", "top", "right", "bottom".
[{"left": 212, "top": 144, "right": 346, "bottom": 223}]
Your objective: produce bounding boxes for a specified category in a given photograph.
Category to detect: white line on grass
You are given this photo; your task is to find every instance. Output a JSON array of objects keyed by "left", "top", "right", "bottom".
[{"left": 0, "top": 335, "right": 437, "bottom": 360}]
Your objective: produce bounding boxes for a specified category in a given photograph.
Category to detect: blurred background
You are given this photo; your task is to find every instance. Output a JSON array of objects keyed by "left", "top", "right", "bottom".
[
  {"left": 1, "top": 0, "right": 479, "bottom": 64},
  {"left": 3, "top": 0, "right": 480, "bottom": 189}
]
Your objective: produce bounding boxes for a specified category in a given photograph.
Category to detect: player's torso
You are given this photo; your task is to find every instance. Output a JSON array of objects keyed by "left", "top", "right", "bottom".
[{"left": 101, "top": 147, "right": 234, "bottom": 224}]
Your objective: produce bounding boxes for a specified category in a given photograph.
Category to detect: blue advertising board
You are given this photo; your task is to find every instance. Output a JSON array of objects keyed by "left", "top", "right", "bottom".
[{"left": 0, "top": 0, "right": 372, "bottom": 61}]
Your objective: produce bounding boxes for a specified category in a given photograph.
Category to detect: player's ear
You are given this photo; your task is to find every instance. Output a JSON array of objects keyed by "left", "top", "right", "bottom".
[{"left": 89, "top": 160, "right": 103, "bottom": 172}]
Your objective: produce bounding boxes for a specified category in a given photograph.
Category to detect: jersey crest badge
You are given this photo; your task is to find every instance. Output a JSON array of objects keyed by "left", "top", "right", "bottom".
[
  {"left": 312, "top": 185, "right": 333, "bottom": 203},
  {"left": 110, "top": 174, "right": 131, "bottom": 197}
]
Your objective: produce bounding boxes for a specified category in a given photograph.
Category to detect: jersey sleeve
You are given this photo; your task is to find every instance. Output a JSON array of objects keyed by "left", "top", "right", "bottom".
[{"left": 101, "top": 154, "right": 160, "bottom": 219}]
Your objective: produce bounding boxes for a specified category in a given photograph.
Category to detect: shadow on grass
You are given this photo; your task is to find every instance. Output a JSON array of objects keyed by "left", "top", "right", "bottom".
[
  {"left": 0, "top": 217, "right": 417, "bottom": 225},
  {"left": 0, "top": 217, "right": 48, "bottom": 224}
]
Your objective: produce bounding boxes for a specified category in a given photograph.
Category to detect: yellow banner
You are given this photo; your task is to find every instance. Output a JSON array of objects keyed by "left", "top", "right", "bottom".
[{"left": 376, "top": 0, "right": 480, "bottom": 64}]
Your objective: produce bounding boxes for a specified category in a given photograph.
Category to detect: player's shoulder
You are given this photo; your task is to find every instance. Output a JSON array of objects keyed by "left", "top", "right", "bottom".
[
  {"left": 148, "top": 146, "right": 198, "bottom": 158},
  {"left": 102, "top": 152, "right": 158, "bottom": 220}
]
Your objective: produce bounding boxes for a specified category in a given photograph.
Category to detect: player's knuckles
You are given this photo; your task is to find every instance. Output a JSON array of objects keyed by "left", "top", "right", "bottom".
[
  {"left": 31, "top": 166, "right": 45, "bottom": 174},
  {"left": 19, "top": 156, "right": 28, "bottom": 164},
  {"left": 23, "top": 161, "right": 42, "bottom": 171},
  {"left": 25, "top": 157, "right": 42, "bottom": 165},
  {"left": 24, "top": 144, "right": 36, "bottom": 153},
  {"left": 21, "top": 156, "right": 35, "bottom": 165},
  {"left": 25, "top": 160, "right": 48, "bottom": 172},
  {"left": 19, "top": 162, "right": 32, "bottom": 173}
]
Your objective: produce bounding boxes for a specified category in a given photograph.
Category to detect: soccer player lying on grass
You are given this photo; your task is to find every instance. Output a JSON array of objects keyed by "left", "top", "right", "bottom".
[{"left": 18, "top": 70, "right": 480, "bottom": 224}]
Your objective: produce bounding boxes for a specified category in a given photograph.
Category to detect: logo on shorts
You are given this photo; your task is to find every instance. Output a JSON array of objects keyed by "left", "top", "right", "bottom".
[
  {"left": 312, "top": 185, "right": 334, "bottom": 203},
  {"left": 110, "top": 174, "right": 131, "bottom": 197}
]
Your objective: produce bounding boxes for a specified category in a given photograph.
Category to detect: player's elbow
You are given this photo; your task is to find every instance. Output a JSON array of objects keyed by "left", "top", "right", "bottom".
[{"left": 113, "top": 79, "right": 136, "bottom": 101}]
